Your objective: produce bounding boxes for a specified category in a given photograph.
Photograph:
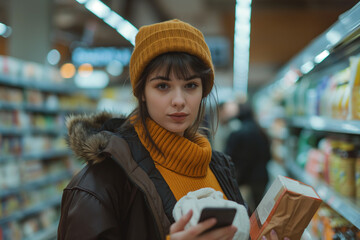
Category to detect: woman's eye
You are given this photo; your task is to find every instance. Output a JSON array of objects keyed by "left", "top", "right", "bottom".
[
  {"left": 185, "top": 82, "right": 198, "bottom": 89},
  {"left": 156, "top": 83, "right": 169, "bottom": 90}
]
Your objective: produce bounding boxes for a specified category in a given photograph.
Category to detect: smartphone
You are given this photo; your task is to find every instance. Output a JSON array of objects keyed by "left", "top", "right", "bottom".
[{"left": 198, "top": 207, "right": 237, "bottom": 233}]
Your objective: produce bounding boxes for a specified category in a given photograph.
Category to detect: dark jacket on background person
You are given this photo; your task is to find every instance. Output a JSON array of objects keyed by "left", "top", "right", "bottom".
[
  {"left": 57, "top": 112, "right": 247, "bottom": 240},
  {"left": 225, "top": 104, "right": 271, "bottom": 209}
]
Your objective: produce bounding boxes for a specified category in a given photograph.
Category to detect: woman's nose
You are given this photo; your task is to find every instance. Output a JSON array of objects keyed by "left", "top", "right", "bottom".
[{"left": 171, "top": 89, "right": 185, "bottom": 108}]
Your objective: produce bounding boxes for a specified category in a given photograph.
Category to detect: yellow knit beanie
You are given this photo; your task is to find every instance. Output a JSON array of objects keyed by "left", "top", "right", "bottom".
[{"left": 129, "top": 19, "right": 214, "bottom": 98}]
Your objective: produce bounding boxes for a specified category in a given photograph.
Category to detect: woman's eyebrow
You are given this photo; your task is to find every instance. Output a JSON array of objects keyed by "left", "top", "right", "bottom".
[
  {"left": 185, "top": 75, "right": 200, "bottom": 80},
  {"left": 149, "top": 76, "right": 170, "bottom": 81},
  {"left": 150, "top": 75, "right": 200, "bottom": 81}
]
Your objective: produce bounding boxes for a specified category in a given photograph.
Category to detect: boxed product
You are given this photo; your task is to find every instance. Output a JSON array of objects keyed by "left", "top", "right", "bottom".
[{"left": 250, "top": 175, "right": 322, "bottom": 240}]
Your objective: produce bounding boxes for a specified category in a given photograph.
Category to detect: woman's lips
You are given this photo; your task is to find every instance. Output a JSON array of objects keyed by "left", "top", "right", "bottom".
[{"left": 169, "top": 113, "right": 188, "bottom": 121}]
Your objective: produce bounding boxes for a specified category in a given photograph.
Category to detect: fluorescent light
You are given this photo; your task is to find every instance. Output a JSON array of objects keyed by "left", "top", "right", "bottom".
[
  {"left": 85, "top": 0, "right": 111, "bottom": 19},
  {"left": 233, "top": 0, "right": 252, "bottom": 99},
  {"left": 300, "top": 61, "right": 314, "bottom": 74},
  {"left": 0, "top": 22, "right": 11, "bottom": 38},
  {"left": 326, "top": 30, "right": 341, "bottom": 45},
  {"left": 314, "top": 50, "right": 330, "bottom": 64},
  {"left": 117, "top": 21, "right": 138, "bottom": 45},
  {"left": 75, "top": 0, "right": 138, "bottom": 46},
  {"left": 309, "top": 116, "right": 326, "bottom": 130},
  {"left": 104, "top": 12, "right": 124, "bottom": 29},
  {"left": 75, "top": 0, "right": 88, "bottom": 4},
  {"left": 0, "top": 23, "right": 6, "bottom": 35}
]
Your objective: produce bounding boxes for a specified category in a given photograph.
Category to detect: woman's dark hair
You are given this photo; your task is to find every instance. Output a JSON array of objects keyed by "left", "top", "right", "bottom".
[{"left": 123, "top": 52, "right": 218, "bottom": 152}]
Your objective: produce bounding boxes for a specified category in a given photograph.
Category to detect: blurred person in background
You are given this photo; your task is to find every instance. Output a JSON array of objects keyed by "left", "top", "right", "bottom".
[
  {"left": 225, "top": 102, "right": 271, "bottom": 213},
  {"left": 212, "top": 100, "right": 240, "bottom": 152}
]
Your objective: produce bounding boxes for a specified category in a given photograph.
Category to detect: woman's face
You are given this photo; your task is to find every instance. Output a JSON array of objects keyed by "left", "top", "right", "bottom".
[{"left": 143, "top": 66, "right": 203, "bottom": 136}]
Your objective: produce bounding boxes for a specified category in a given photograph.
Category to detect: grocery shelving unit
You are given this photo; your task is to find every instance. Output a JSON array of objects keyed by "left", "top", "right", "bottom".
[
  {"left": 286, "top": 161, "right": 360, "bottom": 229},
  {"left": 287, "top": 116, "right": 360, "bottom": 135},
  {"left": 255, "top": 2, "right": 360, "bottom": 238},
  {"left": 0, "top": 75, "right": 76, "bottom": 94},
  {"left": 23, "top": 221, "right": 59, "bottom": 240},
  {"left": 0, "top": 196, "right": 62, "bottom": 226},
  {"left": 0, "top": 58, "right": 99, "bottom": 239},
  {"left": 285, "top": 116, "right": 360, "bottom": 229}
]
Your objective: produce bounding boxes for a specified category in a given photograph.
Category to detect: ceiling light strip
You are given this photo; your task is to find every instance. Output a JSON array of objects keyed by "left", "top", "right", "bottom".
[
  {"left": 0, "top": 22, "right": 12, "bottom": 38},
  {"left": 233, "top": 0, "right": 252, "bottom": 100},
  {"left": 75, "top": 0, "right": 138, "bottom": 45}
]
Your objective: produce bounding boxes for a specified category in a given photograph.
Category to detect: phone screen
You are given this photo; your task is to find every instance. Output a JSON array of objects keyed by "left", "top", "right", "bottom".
[{"left": 198, "top": 207, "right": 237, "bottom": 233}]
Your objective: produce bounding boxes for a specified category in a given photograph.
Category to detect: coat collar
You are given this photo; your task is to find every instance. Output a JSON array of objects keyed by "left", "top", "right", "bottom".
[{"left": 66, "top": 111, "right": 124, "bottom": 164}]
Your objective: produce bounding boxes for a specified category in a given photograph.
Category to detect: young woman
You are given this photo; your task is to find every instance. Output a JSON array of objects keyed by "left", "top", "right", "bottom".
[{"left": 57, "top": 19, "right": 285, "bottom": 240}]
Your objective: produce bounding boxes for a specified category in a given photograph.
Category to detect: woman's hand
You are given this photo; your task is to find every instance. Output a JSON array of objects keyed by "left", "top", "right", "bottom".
[
  {"left": 261, "top": 230, "right": 290, "bottom": 240},
  {"left": 169, "top": 210, "right": 237, "bottom": 240}
]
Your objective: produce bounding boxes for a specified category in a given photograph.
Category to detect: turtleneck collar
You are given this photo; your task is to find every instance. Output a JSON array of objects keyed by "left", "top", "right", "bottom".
[{"left": 132, "top": 118, "right": 212, "bottom": 177}]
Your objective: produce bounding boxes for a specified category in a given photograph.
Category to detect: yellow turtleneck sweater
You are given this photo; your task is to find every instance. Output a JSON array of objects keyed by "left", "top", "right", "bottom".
[{"left": 133, "top": 118, "right": 226, "bottom": 201}]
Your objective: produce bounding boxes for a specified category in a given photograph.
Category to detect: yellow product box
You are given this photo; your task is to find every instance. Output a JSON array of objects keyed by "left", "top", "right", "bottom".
[
  {"left": 250, "top": 175, "right": 322, "bottom": 240},
  {"left": 349, "top": 56, "right": 360, "bottom": 120},
  {"left": 356, "top": 157, "right": 360, "bottom": 201}
]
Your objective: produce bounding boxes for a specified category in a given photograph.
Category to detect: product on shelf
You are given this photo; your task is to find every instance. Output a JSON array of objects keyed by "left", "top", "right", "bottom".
[
  {"left": 349, "top": 56, "right": 360, "bottom": 120},
  {"left": 337, "top": 140, "right": 356, "bottom": 197},
  {"left": 295, "top": 130, "right": 318, "bottom": 168},
  {"left": 58, "top": 93, "right": 98, "bottom": 111},
  {"left": 317, "top": 137, "right": 332, "bottom": 184},
  {"left": 310, "top": 204, "right": 360, "bottom": 239},
  {"left": 0, "top": 221, "right": 23, "bottom": 240},
  {"left": 20, "top": 160, "right": 44, "bottom": 182},
  {"left": 0, "top": 87, "right": 23, "bottom": 104},
  {"left": 305, "top": 148, "right": 325, "bottom": 179},
  {"left": 1, "top": 195, "right": 22, "bottom": 218},
  {"left": 0, "top": 136, "right": 22, "bottom": 157},
  {"left": 0, "top": 56, "right": 22, "bottom": 77},
  {"left": 331, "top": 68, "right": 350, "bottom": 120},
  {"left": 0, "top": 55, "right": 65, "bottom": 85},
  {"left": 24, "top": 90, "right": 44, "bottom": 106},
  {"left": 356, "top": 147, "right": 360, "bottom": 203},
  {"left": 283, "top": 55, "right": 360, "bottom": 121}
]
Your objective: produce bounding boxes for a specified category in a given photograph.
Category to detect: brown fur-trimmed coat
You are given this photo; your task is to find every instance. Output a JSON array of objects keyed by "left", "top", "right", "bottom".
[{"left": 57, "top": 112, "right": 246, "bottom": 240}]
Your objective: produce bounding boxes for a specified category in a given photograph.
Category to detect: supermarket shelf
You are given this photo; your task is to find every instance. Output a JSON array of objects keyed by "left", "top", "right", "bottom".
[
  {"left": 0, "top": 101, "right": 22, "bottom": 110},
  {"left": 0, "top": 188, "right": 20, "bottom": 198},
  {"left": 61, "top": 107, "right": 97, "bottom": 114},
  {"left": 287, "top": 116, "right": 360, "bottom": 135},
  {"left": 23, "top": 104, "right": 60, "bottom": 114},
  {"left": 0, "top": 149, "right": 71, "bottom": 163},
  {"left": 0, "top": 195, "right": 62, "bottom": 226},
  {"left": 0, "top": 127, "right": 23, "bottom": 135},
  {"left": 23, "top": 170, "right": 72, "bottom": 191},
  {"left": 0, "top": 170, "right": 72, "bottom": 199},
  {"left": 24, "top": 221, "right": 58, "bottom": 240},
  {"left": 0, "top": 127, "right": 66, "bottom": 136},
  {"left": 22, "top": 149, "right": 72, "bottom": 161},
  {"left": 286, "top": 161, "right": 360, "bottom": 229},
  {"left": 0, "top": 75, "right": 76, "bottom": 94},
  {"left": 29, "top": 127, "right": 67, "bottom": 135},
  {"left": 0, "top": 155, "right": 17, "bottom": 163},
  {"left": 22, "top": 103, "right": 94, "bottom": 114},
  {"left": 302, "top": 227, "right": 319, "bottom": 240},
  {"left": 267, "top": 160, "right": 288, "bottom": 182},
  {"left": 0, "top": 101, "right": 96, "bottom": 115}
]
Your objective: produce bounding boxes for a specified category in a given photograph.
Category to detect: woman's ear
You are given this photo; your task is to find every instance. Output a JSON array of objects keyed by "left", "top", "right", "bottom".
[{"left": 142, "top": 94, "right": 146, "bottom": 102}]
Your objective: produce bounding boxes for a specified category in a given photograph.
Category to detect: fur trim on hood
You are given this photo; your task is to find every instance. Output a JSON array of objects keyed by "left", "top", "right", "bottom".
[{"left": 66, "top": 111, "right": 124, "bottom": 164}]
